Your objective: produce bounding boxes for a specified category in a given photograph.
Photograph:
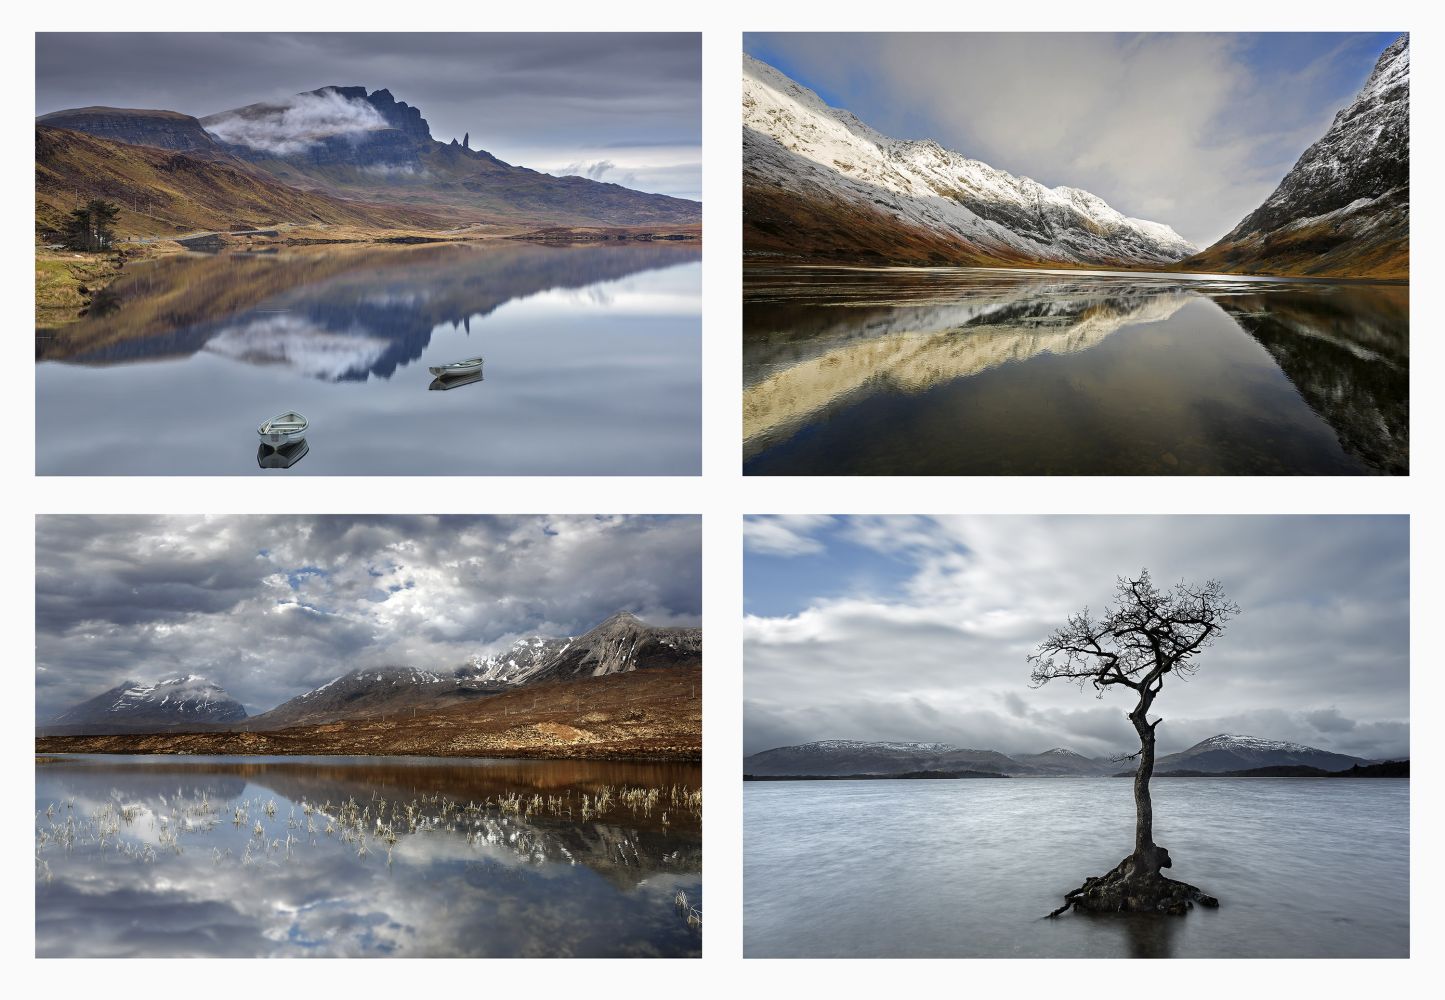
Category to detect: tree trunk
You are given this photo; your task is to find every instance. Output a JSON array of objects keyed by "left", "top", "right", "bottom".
[
  {"left": 1128, "top": 695, "right": 1164, "bottom": 876},
  {"left": 1046, "top": 689, "right": 1217, "bottom": 917}
]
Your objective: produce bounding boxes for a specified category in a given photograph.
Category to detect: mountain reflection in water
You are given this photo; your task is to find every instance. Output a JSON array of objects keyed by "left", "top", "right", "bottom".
[
  {"left": 743, "top": 266, "right": 1407, "bottom": 475},
  {"left": 35, "top": 755, "right": 702, "bottom": 958},
  {"left": 36, "top": 242, "right": 701, "bottom": 475}
]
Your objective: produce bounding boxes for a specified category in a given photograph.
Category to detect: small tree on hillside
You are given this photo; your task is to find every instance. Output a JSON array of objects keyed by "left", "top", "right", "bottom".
[
  {"left": 1029, "top": 569, "right": 1239, "bottom": 916},
  {"left": 62, "top": 199, "right": 120, "bottom": 252}
]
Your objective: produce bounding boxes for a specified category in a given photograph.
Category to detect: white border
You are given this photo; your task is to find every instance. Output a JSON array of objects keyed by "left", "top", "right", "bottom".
[{"left": 3, "top": 1, "right": 1439, "bottom": 991}]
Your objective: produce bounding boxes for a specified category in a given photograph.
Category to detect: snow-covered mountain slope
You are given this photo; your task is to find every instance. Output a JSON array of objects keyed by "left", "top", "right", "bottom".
[
  {"left": 461, "top": 635, "right": 575, "bottom": 686},
  {"left": 1185, "top": 34, "right": 1408, "bottom": 279},
  {"left": 49, "top": 675, "right": 247, "bottom": 729},
  {"left": 526, "top": 611, "right": 702, "bottom": 683},
  {"left": 743, "top": 54, "right": 1196, "bottom": 268},
  {"left": 1153, "top": 734, "right": 1374, "bottom": 773}
]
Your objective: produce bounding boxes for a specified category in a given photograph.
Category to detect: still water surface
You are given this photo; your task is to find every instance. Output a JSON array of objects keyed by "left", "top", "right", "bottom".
[
  {"left": 36, "top": 755, "right": 701, "bottom": 957},
  {"left": 743, "top": 266, "right": 1407, "bottom": 475},
  {"left": 37, "top": 242, "right": 701, "bottom": 475},
  {"left": 745, "top": 777, "right": 1407, "bottom": 957}
]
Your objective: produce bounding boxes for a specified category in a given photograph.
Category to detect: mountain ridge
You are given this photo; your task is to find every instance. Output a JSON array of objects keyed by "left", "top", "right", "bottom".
[
  {"left": 38, "top": 84, "right": 701, "bottom": 232},
  {"left": 742, "top": 55, "right": 1196, "bottom": 269},
  {"left": 744, "top": 734, "right": 1378, "bottom": 777}
]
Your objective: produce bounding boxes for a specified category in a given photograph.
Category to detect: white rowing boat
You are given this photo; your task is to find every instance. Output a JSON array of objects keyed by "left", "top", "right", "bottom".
[
  {"left": 257, "top": 410, "right": 308, "bottom": 447},
  {"left": 428, "top": 357, "right": 484, "bottom": 379}
]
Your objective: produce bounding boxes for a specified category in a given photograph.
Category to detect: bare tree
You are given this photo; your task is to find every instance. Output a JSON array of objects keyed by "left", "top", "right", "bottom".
[{"left": 1029, "top": 569, "right": 1238, "bottom": 916}]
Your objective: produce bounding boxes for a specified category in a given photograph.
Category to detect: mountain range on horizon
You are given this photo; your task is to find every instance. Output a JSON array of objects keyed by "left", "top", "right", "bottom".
[
  {"left": 743, "top": 34, "right": 1407, "bottom": 279},
  {"left": 39, "top": 609, "right": 701, "bottom": 735},
  {"left": 743, "top": 735, "right": 1389, "bottom": 777},
  {"left": 37, "top": 84, "right": 701, "bottom": 240}
]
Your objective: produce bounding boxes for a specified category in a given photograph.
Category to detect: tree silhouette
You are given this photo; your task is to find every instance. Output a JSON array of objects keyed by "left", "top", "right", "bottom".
[
  {"left": 62, "top": 199, "right": 120, "bottom": 252},
  {"left": 1029, "top": 569, "right": 1239, "bottom": 916}
]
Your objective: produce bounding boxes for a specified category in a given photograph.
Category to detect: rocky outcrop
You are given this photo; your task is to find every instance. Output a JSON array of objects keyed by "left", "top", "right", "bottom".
[{"left": 36, "top": 107, "right": 221, "bottom": 152}]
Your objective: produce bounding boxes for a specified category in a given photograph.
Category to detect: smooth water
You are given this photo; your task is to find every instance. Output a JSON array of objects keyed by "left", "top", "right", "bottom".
[
  {"left": 37, "top": 242, "right": 701, "bottom": 475},
  {"left": 743, "top": 266, "right": 1408, "bottom": 475},
  {"left": 35, "top": 755, "right": 702, "bottom": 957},
  {"left": 745, "top": 778, "right": 1407, "bottom": 957}
]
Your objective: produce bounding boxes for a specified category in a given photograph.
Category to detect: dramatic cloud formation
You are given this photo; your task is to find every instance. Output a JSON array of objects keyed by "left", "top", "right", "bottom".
[
  {"left": 745, "top": 516, "right": 1408, "bottom": 760},
  {"left": 745, "top": 32, "right": 1397, "bottom": 245},
  {"left": 203, "top": 89, "right": 390, "bottom": 155},
  {"left": 35, "top": 33, "right": 701, "bottom": 200},
  {"left": 36, "top": 515, "right": 700, "bottom": 719}
]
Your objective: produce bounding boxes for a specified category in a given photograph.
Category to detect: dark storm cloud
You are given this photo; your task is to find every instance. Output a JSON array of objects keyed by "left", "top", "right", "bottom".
[
  {"left": 36, "top": 515, "right": 701, "bottom": 720},
  {"left": 35, "top": 33, "right": 701, "bottom": 199},
  {"left": 744, "top": 516, "right": 1409, "bottom": 761}
]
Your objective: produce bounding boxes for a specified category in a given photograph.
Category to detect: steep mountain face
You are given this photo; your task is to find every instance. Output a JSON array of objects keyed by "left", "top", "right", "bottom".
[
  {"left": 49, "top": 675, "right": 247, "bottom": 730},
  {"left": 37, "top": 107, "right": 222, "bottom": 152},
  {"left": 200, "top": 85, "right": 701, "bottom": 227},
  {"left": 460, "top": 636, "right": 575, "bottom": 687},
  {"left": 1184, "top": 35, "right": 1408, "bottom": 279},
  {"left": 743, "top": 55, "right": 1196, "bottom": 268},
  {"left": 742, "top": 740, "right": 1072, "bottom": 777},
  {"left": 36, "top": 124, "right": 447, "bottom": 238},
  {"left": 1152, "top": 734, "right": 1375, "bottom": 773},
  {"left": 527, "top": 611, "right": 702, "bottom": 682}
]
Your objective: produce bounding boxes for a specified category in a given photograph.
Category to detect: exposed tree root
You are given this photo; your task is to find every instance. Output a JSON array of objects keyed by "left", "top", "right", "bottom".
[{"left": 1047, "top": 849, "right": 1219, "bottom": 918}]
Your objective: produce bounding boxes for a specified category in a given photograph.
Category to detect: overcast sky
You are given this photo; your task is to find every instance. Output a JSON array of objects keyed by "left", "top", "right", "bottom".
[
  {"left": 36, "top": 33, "right": 701, "bottom": 201},
  {"left": 744, "top": 516, "right": 1408, "bottom": 761},
  {"left": 36, "top": 515, "right": 701, "bottom": 719},
  {"left": 744, "top": 32, "right": 1400, "bottom": 246}
]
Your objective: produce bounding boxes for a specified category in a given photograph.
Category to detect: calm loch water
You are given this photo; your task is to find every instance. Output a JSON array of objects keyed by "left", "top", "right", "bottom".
[
  {"left": 36, "top": 242, "right": 701, "bottom": 475},
  {"left": 745, "top": 777, "right": 1407, "bottom": 957},
  {"left": 743, "top": 266, "right": 1407, "bottom": 475},
  {"left": 36, "top": 755, "right": 702, "bottom": 957}
]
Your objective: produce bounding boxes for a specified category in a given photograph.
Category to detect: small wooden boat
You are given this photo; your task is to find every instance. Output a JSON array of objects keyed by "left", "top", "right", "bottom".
[
  {"left": 428, "top": 357, "right": 484, "bottom": 379},
  {"left": 257, "top": 410, "right": 308, "bottom": 448}
]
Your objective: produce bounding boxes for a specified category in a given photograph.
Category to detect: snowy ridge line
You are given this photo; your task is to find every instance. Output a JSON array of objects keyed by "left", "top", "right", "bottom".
[{"left": 743, "top": 54, "right": 1197, "bottom": 267}]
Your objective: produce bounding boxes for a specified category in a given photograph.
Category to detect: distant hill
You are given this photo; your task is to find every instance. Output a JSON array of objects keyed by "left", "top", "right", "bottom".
[
  {"left": 744, "top": 734, "right": 1379, "bottom": 778},
  {"left": 742, "top": 740, "right": 1092, "bottom": 777},
  {"left": 1149, "top": 734, "right": 1374, "bottom": 774},
  {"left": 45, "top": 675, "right": 246, "bottom": 733}
]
